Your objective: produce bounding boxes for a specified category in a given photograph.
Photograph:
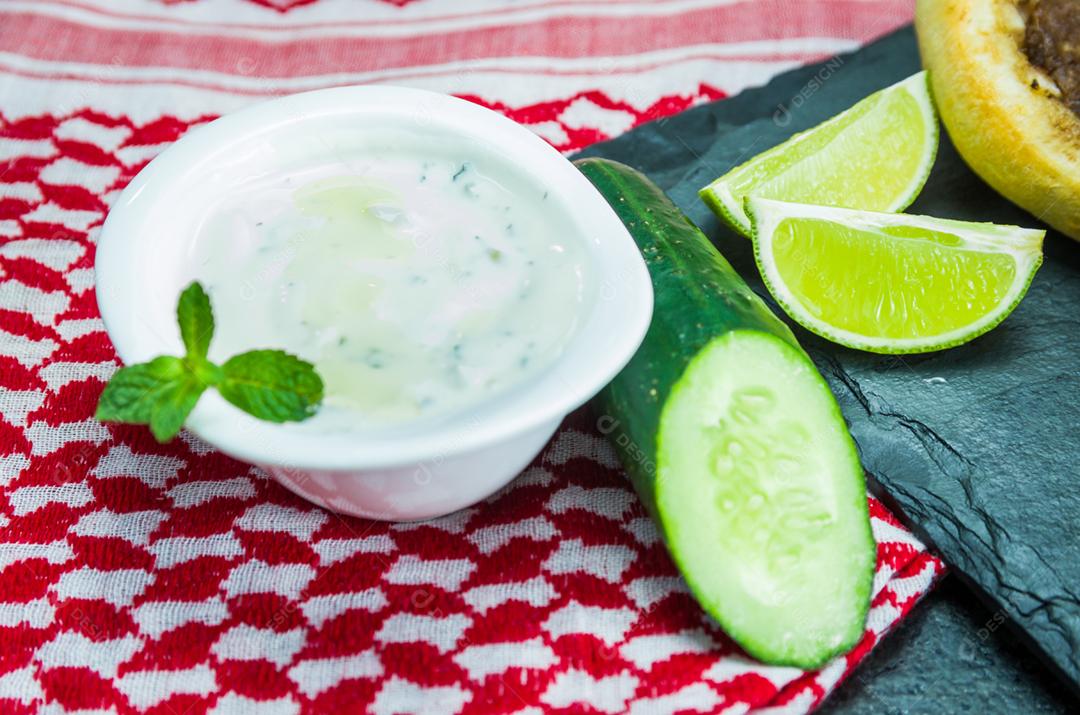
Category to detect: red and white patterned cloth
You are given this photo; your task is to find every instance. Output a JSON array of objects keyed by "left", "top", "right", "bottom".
[{"left": 0, "top": 1, "right": 944, "bottom": 713}]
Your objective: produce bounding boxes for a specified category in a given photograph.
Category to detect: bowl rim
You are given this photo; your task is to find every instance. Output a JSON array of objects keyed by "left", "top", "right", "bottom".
[{"left": 95, "top": 85, "right": 653, "bottom": 470}]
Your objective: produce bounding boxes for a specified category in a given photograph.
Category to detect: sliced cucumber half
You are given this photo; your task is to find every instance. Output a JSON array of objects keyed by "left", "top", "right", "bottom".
[
  {"left": 577, "top": 157, "right": 875, "bottom": 669},
  {"left": 657, "top": 330, "right": 875, "bottom": 667}
]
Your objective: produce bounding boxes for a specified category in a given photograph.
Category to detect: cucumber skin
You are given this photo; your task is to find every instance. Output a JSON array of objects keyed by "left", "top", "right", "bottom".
[
  {"left": 579, "top": 159, "right": 875, "bottom": 668},
  {"left": 575, "top": 158, "right": 799, "bottom": 516}
]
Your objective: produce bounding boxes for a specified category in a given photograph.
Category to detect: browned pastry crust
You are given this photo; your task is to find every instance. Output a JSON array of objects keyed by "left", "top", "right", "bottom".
[{"left": 916, "top": 0, "right": 1080, "bottom": 240}]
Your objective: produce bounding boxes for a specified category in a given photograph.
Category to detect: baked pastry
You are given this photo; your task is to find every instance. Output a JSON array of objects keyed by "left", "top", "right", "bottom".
[{"left": 915, "top": 0, "right": 1080, "bottom": 240}]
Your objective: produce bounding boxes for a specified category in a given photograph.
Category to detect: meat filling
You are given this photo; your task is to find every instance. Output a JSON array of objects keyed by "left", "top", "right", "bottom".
[{"left": 1022, "top": 0, "right": 1080, "bottom": 116}]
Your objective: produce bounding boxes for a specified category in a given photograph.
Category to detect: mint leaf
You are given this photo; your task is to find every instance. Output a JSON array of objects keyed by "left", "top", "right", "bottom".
[
  {"left": 148, "top": 377, "right": 206, "bottom": 442},
  {"left": 218, "top": 349, "right": 324, "bottom": 423},
  {"left": 178, "top": 282, "right": 214, "bottom": 360},
  {"left": 96, "top": 356, "right": 187, "bottom": 423},
  {"left": 96, "top": 356, "right": 207, "bottom": 442},
  {"left": 97, "top": 281, "right": 324, "bottom": 442}
]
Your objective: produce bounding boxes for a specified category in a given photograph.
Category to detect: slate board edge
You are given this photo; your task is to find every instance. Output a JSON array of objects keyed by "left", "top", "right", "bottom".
[{"left": 573, "top": 24, "right": 1080, "bottom": 699}]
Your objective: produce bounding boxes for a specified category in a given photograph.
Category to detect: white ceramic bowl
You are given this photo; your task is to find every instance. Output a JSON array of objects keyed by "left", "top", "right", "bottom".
[{"left": 96, "top": 86, "right": 652, "bottom": 521}]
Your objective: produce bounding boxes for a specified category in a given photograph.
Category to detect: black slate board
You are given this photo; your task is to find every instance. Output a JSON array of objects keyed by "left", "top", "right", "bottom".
[
  {"left": 576, "top": 26, "right": 1080, "bottom": 695},
  {"left": 823, "top": 576, "right": 1072, "bottom": 714}
]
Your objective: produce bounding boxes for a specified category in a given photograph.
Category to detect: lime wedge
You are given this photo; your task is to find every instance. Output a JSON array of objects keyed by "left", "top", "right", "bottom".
[
  {"left": 747, "top": 198, "right": 1044, "bottom": 354},
  {"left": 701, "top": 72, "right": 938, "bottom": 237}
]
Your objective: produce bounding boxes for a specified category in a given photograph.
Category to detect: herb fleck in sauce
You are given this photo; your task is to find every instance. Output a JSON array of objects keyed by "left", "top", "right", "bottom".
[{"left": 192, "top": 156, "right": 590, "bottom": 427}]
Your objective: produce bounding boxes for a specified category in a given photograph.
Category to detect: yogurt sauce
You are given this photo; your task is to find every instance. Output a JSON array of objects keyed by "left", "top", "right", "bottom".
[{"left": 189, "top": 152, "right": 591, "bottom": 430}]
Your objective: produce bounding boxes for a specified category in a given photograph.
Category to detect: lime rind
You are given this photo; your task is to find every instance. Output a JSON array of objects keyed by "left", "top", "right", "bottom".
[
  {"left": 700, "top": 71, "right": 939, "bottom": 237},
  {"left": 699, "top": 181, "right": 748, "bottom": 236},
  {"left": 885, "top": 71, "right": 939, "bottom": 213},
  {"left": 747, "top": 197, "right": 1045, "bottom": 354}
]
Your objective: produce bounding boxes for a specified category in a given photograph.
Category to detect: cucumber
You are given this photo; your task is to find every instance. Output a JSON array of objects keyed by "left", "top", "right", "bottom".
[{"left": 577, "top": 158, "right": 875, "bottom": 669}]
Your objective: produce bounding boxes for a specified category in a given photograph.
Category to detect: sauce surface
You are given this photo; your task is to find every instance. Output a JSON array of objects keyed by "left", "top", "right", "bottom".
[{"left": 189, "top": 153, "right": 590, "bottom": 429}]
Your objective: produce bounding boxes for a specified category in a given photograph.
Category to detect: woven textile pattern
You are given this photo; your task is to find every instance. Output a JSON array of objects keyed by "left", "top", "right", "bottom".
[{"left": 0, "top": 1, "right": 943, "bottom": 713}]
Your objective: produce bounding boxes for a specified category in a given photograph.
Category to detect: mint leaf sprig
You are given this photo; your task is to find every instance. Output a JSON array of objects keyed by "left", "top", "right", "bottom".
[{"left": 96, "top": 281, "right": 324, "bottom": 442}]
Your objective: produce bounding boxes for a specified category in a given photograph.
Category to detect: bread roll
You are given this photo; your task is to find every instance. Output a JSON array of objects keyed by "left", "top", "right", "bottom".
[{"left": 915, "top": 0, "right": 1080, "bottom": 240}]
